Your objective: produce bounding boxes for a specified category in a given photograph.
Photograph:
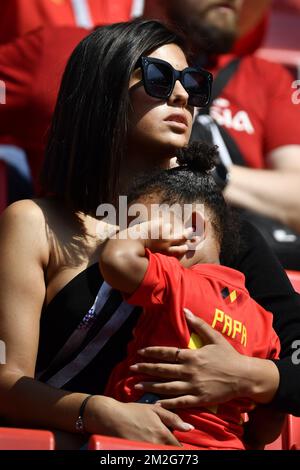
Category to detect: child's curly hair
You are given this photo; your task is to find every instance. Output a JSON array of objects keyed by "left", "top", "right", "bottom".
[{"left": 128, "top": 142, "right": 240, "bottom": 263}]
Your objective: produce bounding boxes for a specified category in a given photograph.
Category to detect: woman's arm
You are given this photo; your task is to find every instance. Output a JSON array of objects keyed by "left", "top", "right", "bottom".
[
  {"left": 131, "top": 310, "right": 280, "bottom": 408},
  {"left": 3, "top": 374, "right": 188, "bottom": 446},
  {"left": 128, "top": 222, "right": 300, "bottom": 415},
  {"left": 0, "top": 200, "right": 101, "bottom": 432},
  {"left": 231, "top": 221, "right": 300, "bottom": 415},
  {"left": 0, "top": 201, "right": 192, "bottom": 446}
]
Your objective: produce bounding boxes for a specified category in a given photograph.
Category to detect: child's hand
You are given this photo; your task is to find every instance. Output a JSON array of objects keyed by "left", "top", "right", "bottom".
[{"left": 138, "top": 217, "right": 194, "bottom": 257}]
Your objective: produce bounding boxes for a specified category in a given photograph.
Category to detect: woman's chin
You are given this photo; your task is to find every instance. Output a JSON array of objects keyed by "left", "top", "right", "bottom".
[
  {"left": 134, "top": 134, "right": 190, "bottom": 160},
  {"left": 160, "top": 135, "right": 190, "bottom": 151}
]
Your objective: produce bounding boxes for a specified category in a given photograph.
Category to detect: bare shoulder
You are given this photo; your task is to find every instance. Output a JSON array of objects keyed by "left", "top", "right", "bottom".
[
  {"left": 0, "top": 198, "right": 100, "bottom": 281},
  {"left": 2, "top": 197, "right": 42, "bottom": 214},
  {"left": 0, "top": 199, "right": 50, "bottom": 266},
  {"left": 0, "top": 199, "right": 48, "bottom": 236}
]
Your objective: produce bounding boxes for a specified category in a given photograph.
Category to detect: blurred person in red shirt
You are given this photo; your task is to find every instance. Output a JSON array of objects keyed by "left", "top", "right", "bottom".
[
  {"left": 143, "top": 0, "right": 300, "bottom": 239},
  {"left": 0, "top": 0, "right": 133, "bottom": 45}
]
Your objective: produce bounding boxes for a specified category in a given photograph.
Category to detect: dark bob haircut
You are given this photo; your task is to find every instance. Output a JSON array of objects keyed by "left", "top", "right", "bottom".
[{"left": 41, "top": 19, "right": 187, "bottom": 214}]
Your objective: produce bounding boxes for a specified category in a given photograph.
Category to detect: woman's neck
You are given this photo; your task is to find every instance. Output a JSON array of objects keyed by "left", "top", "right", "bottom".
[{"left": 120, "top": 146, "right": 173, "bottom": 195}]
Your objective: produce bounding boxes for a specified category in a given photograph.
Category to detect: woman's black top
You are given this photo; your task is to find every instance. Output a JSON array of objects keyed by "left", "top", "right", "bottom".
[{"left": 36, "top": 221, "right": 300, "bottom": 415}]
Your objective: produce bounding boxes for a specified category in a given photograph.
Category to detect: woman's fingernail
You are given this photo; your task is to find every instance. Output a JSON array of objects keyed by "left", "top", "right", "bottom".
[
  {"left": 184, "top": 308, "right": 193, "bottom": 319},
  {"left": 138, "top": 349, "right": 145, "bottom": 355},
  {"left": 181, "top": 423, "right": 195, "bottom": 431},
  {"left": 129, "top": 365, "right": 138, "bottom": 371},
  {"left": 134, "top": 383, "right": 144, "bottom": 390}
]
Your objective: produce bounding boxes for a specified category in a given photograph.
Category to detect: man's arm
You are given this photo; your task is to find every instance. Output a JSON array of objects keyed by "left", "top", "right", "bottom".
[
  {"left": 224, "top": 145, "right": 300, "bottom": 232},
  {"left": 244, "top": 327, "right": 286, "bottom": 448}
]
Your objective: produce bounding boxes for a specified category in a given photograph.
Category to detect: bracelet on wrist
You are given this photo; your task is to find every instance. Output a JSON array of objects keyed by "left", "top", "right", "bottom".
[{"left": 75, "top": 395, "right": 94, "bottom": 434}]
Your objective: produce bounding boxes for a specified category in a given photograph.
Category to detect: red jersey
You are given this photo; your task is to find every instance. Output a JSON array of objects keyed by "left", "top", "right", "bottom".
[
  {"left": 105, "top": 250, "right": 280, "bottom": 450},
  {"left": 209, "top": 54, "right": 300, "bottom": 169},
  {"left": 0, "top": 0, "right": 132, "bottom": 45}
]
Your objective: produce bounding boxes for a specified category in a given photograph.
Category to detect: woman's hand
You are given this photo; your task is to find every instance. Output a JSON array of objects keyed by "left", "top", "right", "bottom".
[
  {"left": 130, "top": 309, "right": 280, "bottom": 409},
  {"left": 85, "top": 395, "right": 194, "bottom": 446}
]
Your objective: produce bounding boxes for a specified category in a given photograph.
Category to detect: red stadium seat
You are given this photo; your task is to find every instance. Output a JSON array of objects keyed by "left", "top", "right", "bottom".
[
  {"left": 88, "top": 433, "right": 289, "bottom": 451},
  {"left": 284, "top": 415, "right": 300, "bottom": 450},
  {"left": 264, "top": 434, "right": 283, "bottom": 450},
  {"left": 88, "top": 435, "right": 180, "bottom": 451},
  {"left": 286, "top": 271, "right": 300, "bottom": 293},
  {"left": 0, "top": 160, "right": 8, "bottom": 213},
  {"left": 0, "top": 427, "right": 55, "bottom": 450}
]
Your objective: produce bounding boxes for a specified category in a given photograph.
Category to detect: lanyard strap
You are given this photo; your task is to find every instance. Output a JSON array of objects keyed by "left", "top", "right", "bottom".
[{"left": 46, "top": 297, "right": 135, "bottom": 388}]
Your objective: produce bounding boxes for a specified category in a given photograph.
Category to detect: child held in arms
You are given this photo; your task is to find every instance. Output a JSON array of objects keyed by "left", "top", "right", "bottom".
[{"left": 99, "top": 142, "right": 284, "bottom": 450}]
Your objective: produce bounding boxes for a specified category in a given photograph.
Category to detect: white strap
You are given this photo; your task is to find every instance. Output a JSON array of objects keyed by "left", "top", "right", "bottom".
[
  {"left": 71, "top": 0, "right": 93, "bottom": 28},
  {"left": 36, "top": 282, "right": 112, "bottom": 380},
  {"left": 46, "top": 300, "right": 135, "bottom": 388},
  {"left": 131, "top": 0, "right": 145, "bottom": 17}
]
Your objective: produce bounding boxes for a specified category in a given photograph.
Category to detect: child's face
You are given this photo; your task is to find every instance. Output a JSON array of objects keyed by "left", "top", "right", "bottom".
[{"left": 127, "top": 194, "right": 216, "bottom": 267}]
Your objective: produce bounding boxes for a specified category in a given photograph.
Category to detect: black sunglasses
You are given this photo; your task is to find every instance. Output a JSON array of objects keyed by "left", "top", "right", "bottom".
[{"left": 135, "top": 56, "right": 213, "bottom": 108}]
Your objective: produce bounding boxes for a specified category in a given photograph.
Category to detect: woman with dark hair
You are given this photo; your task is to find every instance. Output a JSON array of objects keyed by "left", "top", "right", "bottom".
[
  {"left": 41, "top": 19, "right": 194, "bottom": 212},
  {"left": 0, "top": 18, "right": 299, "bottom": 449},
  {"left": 0, "top": 19, "right": 209, "bottom": 447}
]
